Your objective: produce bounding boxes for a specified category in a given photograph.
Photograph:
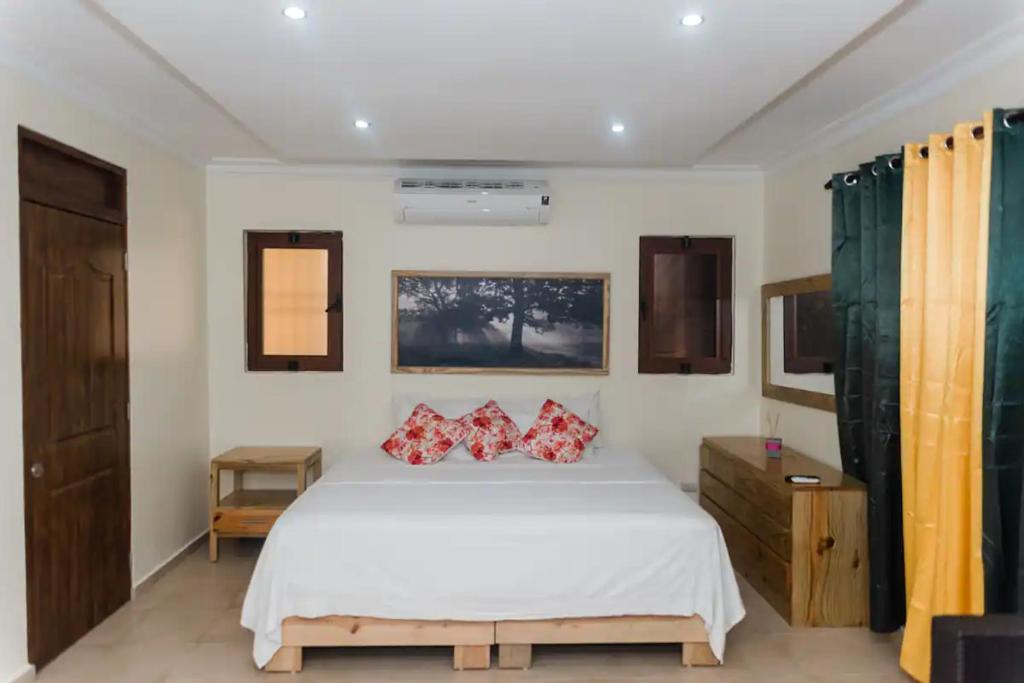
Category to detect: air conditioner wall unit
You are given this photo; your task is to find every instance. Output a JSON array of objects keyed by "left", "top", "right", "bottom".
[{"left": 393, "top": 179, "right": 551, "bottom": 226}]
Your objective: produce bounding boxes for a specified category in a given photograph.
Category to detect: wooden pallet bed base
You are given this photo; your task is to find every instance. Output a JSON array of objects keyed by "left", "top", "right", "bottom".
[
  {"left": 263, "top": 614, "right": 717, "bottom": 673},
  {"left": 265, "top": 616, "right": 493, "bottom": 673},
  {"left": 496, "top": 615, "right": 718, "bottom": 669}
]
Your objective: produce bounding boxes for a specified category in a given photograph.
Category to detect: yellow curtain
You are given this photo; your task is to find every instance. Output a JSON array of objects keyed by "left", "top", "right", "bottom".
[{"left": 899, "top": 116, "right": 991, "bottom": 681}]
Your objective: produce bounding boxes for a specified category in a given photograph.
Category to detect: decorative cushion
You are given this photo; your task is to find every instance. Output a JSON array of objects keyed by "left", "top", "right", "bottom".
[
  {"left": 381, "top": 403, "right": 470, "bottom": 465},
  {"left": 503, "top": 392, "right": 603, "bottom": 445},
  {"left": 459, "top": 400, "right": 522, "bottom": 462},
  {"left": 392, "top": 392, "right": 604, "bottom": 447},
  {"left": 520, "top": 399, "right": 599, "bottom": 463}
]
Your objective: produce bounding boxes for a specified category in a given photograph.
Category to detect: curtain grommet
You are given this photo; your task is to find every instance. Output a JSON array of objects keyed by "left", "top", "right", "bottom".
[{"left": 844, "top": 172, "right": 859, "bottom": 186}]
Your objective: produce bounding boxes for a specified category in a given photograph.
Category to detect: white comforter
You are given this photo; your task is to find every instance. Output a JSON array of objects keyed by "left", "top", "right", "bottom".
[{"left": 241, "top": 447, "right": 745, "bottom": 666}]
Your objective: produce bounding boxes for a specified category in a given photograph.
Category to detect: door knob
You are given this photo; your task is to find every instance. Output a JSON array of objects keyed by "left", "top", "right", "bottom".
[{"left": 30, "top": 462, "right": 44, "bottom": 478}]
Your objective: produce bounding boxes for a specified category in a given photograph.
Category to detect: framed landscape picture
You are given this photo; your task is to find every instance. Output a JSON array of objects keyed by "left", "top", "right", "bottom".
[{"left": 392, "top": 271, "right": 610, "bottom": 374}]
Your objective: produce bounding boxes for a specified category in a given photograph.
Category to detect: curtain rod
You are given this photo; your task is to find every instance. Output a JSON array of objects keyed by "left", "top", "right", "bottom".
[
  {"left": 823, "top": 157, "right": 902, "bottom": 190},
  {"left": 823, "top": 109, "right": 1023, "bottom": 190}
]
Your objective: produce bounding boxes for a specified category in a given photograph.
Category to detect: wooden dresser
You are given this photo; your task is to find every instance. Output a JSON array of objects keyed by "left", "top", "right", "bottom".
[{"left": 699, "top": 436, "right": 868, "bottom": 627}]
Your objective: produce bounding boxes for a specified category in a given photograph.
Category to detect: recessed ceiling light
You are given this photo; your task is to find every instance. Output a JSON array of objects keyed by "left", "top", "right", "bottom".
[
  {"left": 282, "top": 6, "right": 307, "bottom": 20},
  {"left": 354, "top": 119, "right": 371, "bottom": 130},
  {"left": 482, "top": 208, "right": 492, "bottom": 213},
  {"left": 611, "top": 123, "right": 626, "bottom": 134},
  {"left": 680, "top": 13, "right": 704, "bottom": 27}
]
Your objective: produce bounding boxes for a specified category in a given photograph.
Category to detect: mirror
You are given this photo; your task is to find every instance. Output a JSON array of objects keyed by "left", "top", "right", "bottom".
[{"left": 761, "top": 275, "right": 836, "bottom": 412}]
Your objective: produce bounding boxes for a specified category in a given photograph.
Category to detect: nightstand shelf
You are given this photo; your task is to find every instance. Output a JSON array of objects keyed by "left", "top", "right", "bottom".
[
  {"left": 218, "top": 489, "right": 298, "bottom": 509},
  {"left": 209, "top": 446, "right": 321, "bottom": 561}
]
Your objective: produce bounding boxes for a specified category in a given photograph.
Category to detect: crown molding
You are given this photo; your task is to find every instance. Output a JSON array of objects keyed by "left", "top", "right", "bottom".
[
  {"left": 206, "top": 159, "right": 764, "bottom": 184},
  {"left": 767, "top": 14, "right": 1024, "bottom": 172}
]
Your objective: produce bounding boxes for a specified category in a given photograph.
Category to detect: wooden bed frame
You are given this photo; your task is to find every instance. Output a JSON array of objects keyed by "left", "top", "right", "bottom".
[{"left": 264, "top": 614, "right": 719, "bottom": 672}]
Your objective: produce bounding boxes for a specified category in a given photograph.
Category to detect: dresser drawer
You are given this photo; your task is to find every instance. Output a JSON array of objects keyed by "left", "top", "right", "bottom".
[
  {"left": 212, "top": 508, "right": 282, "bottom": 536},
  {"left": 700, "top": 469, "right": 791, "bottom": 560},
  {"left": 700, "top": 444, "right": 792, "bottom": 528},
  {"left": 701, "top": 494, "right": 791, "bottom": 622},
  {"left": 700, "top": 437, "right": 868, "bottom": 627}
]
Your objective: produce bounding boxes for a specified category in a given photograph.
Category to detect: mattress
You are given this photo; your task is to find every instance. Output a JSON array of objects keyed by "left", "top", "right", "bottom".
[{"left": 241, "top": 446, "right": 745, "bottom": 666}]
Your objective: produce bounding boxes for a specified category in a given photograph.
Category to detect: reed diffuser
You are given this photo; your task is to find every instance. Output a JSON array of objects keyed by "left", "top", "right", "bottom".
[{"left": 764, "top": 412, "right": 782, "bottom": 457}]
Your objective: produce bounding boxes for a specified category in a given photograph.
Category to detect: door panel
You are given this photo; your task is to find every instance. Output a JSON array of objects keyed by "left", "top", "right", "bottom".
[{"left": 20, "top": 130, "right": 130, "bottom": 668}]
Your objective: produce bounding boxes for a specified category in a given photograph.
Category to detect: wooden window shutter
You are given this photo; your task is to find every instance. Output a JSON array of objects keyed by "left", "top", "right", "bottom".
[{"left": 638, "top": 236, "right": 732, "bottom": 374}]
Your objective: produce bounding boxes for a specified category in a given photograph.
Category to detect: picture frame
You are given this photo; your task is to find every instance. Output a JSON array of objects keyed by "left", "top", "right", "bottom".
[
  {"left": 761, "top": 274, "right": 836, "bottom": 413},
  {"left": 391, "top": 270, "right": 610, "bottom": 375}
]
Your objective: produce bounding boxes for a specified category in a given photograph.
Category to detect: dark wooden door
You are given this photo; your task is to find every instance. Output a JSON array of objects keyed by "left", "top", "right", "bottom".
[{"left": 19, "top": 128, "right": 131, "bottom": 667}]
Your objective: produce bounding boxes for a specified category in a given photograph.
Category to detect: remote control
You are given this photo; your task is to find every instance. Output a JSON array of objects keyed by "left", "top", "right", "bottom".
[{"left": 785, "top": 474, "right": 821, "bottom": 485}]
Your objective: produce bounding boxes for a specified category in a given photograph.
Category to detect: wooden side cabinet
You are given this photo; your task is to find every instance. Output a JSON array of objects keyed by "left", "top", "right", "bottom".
[
  {"left": 699, "top": 436, "right": 868, "bottom": 627},
  {"left": 209, "top": 446, "right": 322, "bottom": 562}
]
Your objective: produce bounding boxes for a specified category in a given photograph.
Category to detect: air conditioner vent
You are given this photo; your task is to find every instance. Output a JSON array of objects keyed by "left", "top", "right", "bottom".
[
  {"left": 463, "top": 180, "right": 523, "bottom": 190},
  {"left": 393, "top": 178, "right": 551, "bottom": 226},
  {"left": 399, "top": 179, "right": 530, "bottom": 191}
]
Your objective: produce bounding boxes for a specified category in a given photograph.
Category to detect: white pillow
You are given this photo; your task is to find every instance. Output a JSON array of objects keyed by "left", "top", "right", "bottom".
[
  {"left": 390, "top": 392, "right": 604, "bottom": 452},
  {"left": 391, "top": 395, "right": 481, "bottom": 424}
]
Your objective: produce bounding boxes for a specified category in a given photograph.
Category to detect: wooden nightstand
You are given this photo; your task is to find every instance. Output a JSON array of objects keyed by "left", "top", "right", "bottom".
[{"left": 208, "top": 446, "right": 322, "bottom": 562}]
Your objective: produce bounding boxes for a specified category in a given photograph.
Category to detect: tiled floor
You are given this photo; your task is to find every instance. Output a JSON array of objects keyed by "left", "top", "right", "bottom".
[{"left": 36, "top": 540, "right": 908, "bottom": 682}]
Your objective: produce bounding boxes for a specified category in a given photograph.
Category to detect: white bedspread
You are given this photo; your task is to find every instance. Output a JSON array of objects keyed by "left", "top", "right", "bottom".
[{"left": 241, "top": 447, "right": 745, "bottom": 666}]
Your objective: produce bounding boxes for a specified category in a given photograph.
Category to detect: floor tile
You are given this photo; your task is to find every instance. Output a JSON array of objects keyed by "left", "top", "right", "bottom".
[{"left": 34, "top": 542, "right": 906, "bottom": 682}]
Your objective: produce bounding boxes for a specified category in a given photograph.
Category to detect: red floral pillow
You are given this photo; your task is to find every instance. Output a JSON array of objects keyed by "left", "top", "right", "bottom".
[
  {"left": 381, "top": 403, "right": 470, "bottom": 465},
  {"left": 459, "top": 400, "right": 522, "bottom": 462},
  {"left": 520, "top": 399, "right": 599, "bottom": 463}
]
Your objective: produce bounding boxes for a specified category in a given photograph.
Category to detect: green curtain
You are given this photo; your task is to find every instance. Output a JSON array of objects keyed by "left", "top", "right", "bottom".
[
  {"left": 982, "top": 109, "right": 1024, "bottom": 614},
  {"left": 831, "top": 154, "right": 906, "bottom": 632}
]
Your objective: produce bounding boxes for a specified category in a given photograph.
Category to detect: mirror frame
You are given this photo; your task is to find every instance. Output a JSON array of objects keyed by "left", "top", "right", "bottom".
[{"left": 761, "top": 274, "right": 836, "bottom": 413}]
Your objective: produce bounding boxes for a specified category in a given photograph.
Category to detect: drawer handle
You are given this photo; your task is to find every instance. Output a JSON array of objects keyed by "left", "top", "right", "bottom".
[{"left": 817, "top": 536, "right": 836, "bottom": 555}]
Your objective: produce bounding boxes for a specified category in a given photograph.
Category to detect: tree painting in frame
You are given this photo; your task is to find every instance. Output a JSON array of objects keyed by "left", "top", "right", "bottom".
[{"left": 392, "top": 271, "right": 610, "bottom": 374}]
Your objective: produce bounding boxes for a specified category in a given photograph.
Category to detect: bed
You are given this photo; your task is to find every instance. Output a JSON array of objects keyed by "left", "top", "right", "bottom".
[{"left": 241, "top": 444, "right": 745, "bottom": 671}]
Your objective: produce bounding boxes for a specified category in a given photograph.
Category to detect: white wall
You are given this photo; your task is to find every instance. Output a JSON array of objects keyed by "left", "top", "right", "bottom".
[
  {"left": 0, "top": 64, "right": 209, "bottom": 681},
  {"left": 761, "top": 48, "right": 1024, "bottom": 469},
  {"left": 206, "top": 169, "right": 764, "bottom": 486}
]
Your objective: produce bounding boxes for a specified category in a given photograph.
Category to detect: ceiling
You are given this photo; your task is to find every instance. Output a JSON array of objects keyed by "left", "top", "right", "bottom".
[{"left": 0, "top": 0, "right": 1021, "bottom": 168}]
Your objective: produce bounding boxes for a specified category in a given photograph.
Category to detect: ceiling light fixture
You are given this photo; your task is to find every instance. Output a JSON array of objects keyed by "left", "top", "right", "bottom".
[
  {"left": 282, "top": 6, "right": 307, "bottom": 20},
  {"left": 680, "top": 13, "right": 704, "bottom": 27},
  {"left": 354, "top": 119, "right": 371, "bottom": 130},
  {"left": 611, "top": 123, "right": 626, "bottom": 134}
]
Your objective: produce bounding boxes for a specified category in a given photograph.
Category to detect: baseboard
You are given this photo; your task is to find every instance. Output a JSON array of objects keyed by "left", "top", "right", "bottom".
[
  {"left": 132, "top": 530, "right": 208, "bottom": 599},
  {"left": 680, "top": 482, "right": 698, "bottom": 502},
  {"left": 4, "top": 663, "right": 35, "bottom": 683},
  {"left": 0, "top": 536, "right": 208, "bottom": 683}
]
